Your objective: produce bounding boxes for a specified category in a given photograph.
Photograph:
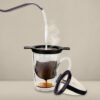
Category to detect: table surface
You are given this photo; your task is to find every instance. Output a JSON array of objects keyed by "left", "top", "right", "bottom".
[{"left": 0, "top": 81, "right": 100, "bottom": 100}]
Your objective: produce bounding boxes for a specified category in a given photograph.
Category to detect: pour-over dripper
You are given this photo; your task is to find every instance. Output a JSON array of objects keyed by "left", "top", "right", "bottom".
[{"left": 24, "top": 44, "right": 71, "bottom": 91}]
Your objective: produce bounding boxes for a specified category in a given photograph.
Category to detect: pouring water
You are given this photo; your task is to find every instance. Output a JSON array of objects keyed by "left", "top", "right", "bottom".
[
  {"left": 0, "top": 3, "right": 48, "bottom": 50},
  {"left": 42, "top": 10, "right": 48, "bottom": 50}
]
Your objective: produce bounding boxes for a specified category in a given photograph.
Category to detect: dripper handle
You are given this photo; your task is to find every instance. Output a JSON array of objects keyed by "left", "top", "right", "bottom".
[
  {"left": 61, "top": 47, "right": 70, "bottom": 50},
  {"left": 24, "top": 46, "right": 32, "bottom": 49}
]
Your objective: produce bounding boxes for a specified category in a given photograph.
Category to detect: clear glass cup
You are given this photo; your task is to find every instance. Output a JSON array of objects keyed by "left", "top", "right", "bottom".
[{"left": 24, "top": 45, "right": 71, "bottom": 92}]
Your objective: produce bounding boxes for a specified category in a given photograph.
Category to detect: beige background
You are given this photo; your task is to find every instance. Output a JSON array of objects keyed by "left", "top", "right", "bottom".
[{"left": 0, "top": 0, "right": 100, "bottom": 81}]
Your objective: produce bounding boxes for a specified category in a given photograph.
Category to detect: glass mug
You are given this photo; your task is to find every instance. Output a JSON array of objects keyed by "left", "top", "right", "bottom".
[{"left": 24, "top": 45, "right": 71, "bottom": 92}]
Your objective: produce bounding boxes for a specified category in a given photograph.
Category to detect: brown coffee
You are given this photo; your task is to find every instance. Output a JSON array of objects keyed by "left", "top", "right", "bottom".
[
  {"left": 37, "top": 82, "right": 54, "bottom": 88},
  {"left": 35, "top": 61, "right": 57, "bottom": 80}
]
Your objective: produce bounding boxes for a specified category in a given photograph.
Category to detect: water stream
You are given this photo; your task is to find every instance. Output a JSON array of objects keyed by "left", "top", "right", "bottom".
[
  {"left": 0, "top": 3, "right": 49, "bottom": 50},
  {"left": 41, "top": 10, "right": 48, "bottom": 50}
]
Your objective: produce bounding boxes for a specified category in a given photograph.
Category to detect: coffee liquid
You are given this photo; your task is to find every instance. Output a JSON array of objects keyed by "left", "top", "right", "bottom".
[
  {"left": 37, "top": 81, "right": 54, "bottom": 88},
  {"left": 35, "top": 61, "right": 57, "bottom": 88}
]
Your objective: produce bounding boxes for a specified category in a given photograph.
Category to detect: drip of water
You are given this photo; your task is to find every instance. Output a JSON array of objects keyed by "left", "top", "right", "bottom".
[{"left": 42, "top": 10, "right": 48, "bottom": 50}]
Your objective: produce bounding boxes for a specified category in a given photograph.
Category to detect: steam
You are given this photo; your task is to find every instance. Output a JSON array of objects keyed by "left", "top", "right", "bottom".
[{"left": 48, "top": 22, "right": 60, "bottom": 45}]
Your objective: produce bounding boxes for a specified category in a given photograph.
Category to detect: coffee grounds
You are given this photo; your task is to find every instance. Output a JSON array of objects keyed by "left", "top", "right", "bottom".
[{"left": 35, "top": 61, "right": 57, "bottom": 80}]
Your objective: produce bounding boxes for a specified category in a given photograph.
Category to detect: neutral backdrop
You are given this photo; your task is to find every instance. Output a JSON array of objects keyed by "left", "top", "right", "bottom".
[{"left": 0, "top": 0, "right": 100, "bottom": 81}]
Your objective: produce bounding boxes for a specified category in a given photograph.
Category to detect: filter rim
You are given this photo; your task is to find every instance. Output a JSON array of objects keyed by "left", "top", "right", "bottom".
[{"left": 24, "top": 45, "right": 70, "bottom": 54}]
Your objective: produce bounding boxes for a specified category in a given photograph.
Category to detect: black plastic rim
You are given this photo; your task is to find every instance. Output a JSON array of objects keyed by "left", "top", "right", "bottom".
[
  {"left": 54, "top": 70, "right": 72, "bottom": 95},
  {"left": 24, "top": 45, "right": 70, "bottom": 54}
]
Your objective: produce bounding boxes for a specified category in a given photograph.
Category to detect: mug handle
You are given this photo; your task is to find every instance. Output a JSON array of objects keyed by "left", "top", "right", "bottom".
[{"left": 57, "top": 57, "right": 71, "bottom": 70}]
